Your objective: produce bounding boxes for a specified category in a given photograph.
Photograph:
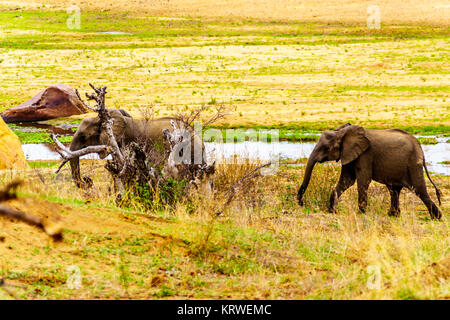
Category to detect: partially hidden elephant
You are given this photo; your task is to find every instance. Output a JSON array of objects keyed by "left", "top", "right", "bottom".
[
  {"left": 297, "top": 124, "right": 442, "bottom": 219},
  {"left": 69, "top": 109, "right": 213, "bottom": 189}
]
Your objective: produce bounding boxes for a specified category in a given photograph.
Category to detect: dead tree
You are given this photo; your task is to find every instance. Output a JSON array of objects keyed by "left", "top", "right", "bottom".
[
  {"left": 53, "top": 84, "right": 129, "bottom": 194},
  {"left": 52, "top": 84, "right": 216, "bottom": 206}
]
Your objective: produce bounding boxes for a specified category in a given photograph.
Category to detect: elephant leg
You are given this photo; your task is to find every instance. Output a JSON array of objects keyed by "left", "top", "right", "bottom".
[
  {"left": 356, "top": 170, "right": 371, "bottom": 214},
  {"left": 328, "top": 164, "right": 356, "bottom": 213},
  {"left": 387, "top": 185, "right": 402, "bottom": 217},
  {"left": 416, "top": 185, "right": 441, "bottom": 220},
  {"left": 409, "top": 165, "right": 441, "bottom": 220}
]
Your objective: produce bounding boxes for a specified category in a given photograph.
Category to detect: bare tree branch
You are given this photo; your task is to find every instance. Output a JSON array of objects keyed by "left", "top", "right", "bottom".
[
  {"left": 0, "top": 182, "right": 63, "bottom": 240},
  {"left": 50, "top": 133, "right": 108, "bottom": 173},
  {"left": 75, "top": 88, "right": 96, "bottom": 112},
  {"left": 84, "top": 84, "right": 124, "bottom": 165},
  {"left": 0, "top": 204, "right": 42, "bottom": 227},
  {"left": 176, "top": 104, "right": 229, "bottom": 128},
  {"left": 215, "top": 162, "right": 272, "bottom": 216},
  {"left": 161, "top": 120, "right": 185, "bottom": 179},
  {"left": 0, "top": 181, "right": 63, "bottom": 298},
  {"left": 0, "top": 206, "right": 63, "bottom": 241},
  {"left": 0, "top": 278, "right": 22, "bottom": 299},
  {"left": 53, "top": 84, "right": 124, "bottom": 178},
  {"left": 0, "top": 180, "right": 21, "bottom": 202},
  {"left": 202, "top": 105, "right": 229, "bottom": 127}
]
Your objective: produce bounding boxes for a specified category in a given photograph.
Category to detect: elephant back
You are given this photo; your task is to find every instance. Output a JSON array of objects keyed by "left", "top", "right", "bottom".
[{"left": 138, "top": 117, "right": 206, "bottom": 164}]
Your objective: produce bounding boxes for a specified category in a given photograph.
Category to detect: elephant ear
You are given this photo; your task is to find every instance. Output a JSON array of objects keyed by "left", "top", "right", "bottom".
[
  {"left": 118, "top": 109, "right": 132, "bottom": 118},
  {"left": 334, "top": 123, "right": 351, "bottom": 131},
  {"left": 339, "top": 125, "right": 370, "bottom": 165},
  {"left": 111, "top": 113, "right": 127, "bottom": 141}
]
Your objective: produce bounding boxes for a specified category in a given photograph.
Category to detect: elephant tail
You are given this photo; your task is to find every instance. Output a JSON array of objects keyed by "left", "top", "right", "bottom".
[{"left": 424, "top": 163, "right": 441, "bottom": 206}]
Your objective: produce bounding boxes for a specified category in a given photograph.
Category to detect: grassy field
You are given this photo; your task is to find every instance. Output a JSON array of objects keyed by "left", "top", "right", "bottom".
[
  {"left": 0, "top": 160, "right": 448, "bottom": 299},
  {"left": 0, "top": 0, "right": 449, "bottom": 300},
  {"left": 0, "top": 1, "right": 449, "bottom": 134}
]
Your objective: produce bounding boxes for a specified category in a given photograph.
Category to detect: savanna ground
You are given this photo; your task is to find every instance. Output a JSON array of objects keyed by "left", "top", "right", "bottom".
[{"left": 0, "top": 0, "right": 449, "bottom": 299}]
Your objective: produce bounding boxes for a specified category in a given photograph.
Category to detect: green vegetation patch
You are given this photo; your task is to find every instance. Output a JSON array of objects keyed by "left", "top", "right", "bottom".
[
  {"left": 0, "top": 8, "right": 449, "bottom": 50},
  {"left": 204, "top": 127, "right": 319, "bottom": 142},
  {"left": 28, "top": 161, "right": 60, "bottom": 169},
  {"left": 12, "top": 129, "right": 72, "bottom": 144},
  {"left": 417, "top": 137, "right": 438, "bottom": 145},
  {"left": 212, "top": 123, "right": 450, "bottom": 137}
]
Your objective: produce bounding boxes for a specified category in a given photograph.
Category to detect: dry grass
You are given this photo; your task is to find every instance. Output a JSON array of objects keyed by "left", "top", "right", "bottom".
[
  {"left": 15, "top": 0, "right": 450, "bottom": 26},
  {"left": 0, "top": 159, "right": 448, "bottom": 299},
  {"left": 0, "top": 1, "right": 448, "bottom": 131},
  {"left": 0, "top": 41, "right": 448, "bottom": 130}
]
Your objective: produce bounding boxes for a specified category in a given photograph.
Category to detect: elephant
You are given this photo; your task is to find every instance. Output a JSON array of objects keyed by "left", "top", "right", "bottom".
[
  {"left": 69, "top": 109, "right": 213, "bottom": 189},
  {"left": 297, "top": 124, "right": 442, "bottom": 219}
]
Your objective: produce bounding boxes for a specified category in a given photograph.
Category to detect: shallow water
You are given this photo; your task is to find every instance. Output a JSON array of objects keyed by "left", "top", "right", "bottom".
[{"left": 22, "top": 138, "right": 449, "bottom": 175}]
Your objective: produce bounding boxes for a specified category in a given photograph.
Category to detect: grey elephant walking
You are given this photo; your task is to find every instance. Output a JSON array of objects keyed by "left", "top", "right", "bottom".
[{"left": 297, "top": 124, "right": 442, "bottom": 219}]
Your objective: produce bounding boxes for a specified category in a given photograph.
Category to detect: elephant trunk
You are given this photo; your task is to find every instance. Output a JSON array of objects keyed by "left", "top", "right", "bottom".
[
  {"left": 297, "top": 151, "right": 318, "bottom": 206},
  {"left": 69, "top": 140, "right": 83, "bottom": 188},
  {"left": 70, "top": 158, "right": 83, "bottom": 188}
]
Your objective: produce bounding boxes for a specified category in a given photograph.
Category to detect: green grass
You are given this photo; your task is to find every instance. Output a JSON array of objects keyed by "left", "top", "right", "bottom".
[
  {"left": 0, "top": 6, "right": 448, "bottom": 134},
  {"left": 212, "top": 123, "right": 450, "bottom": 136},
  {"left": 12, "top": 130, "right": 72, "bottom": 144},
  {"left": 0, "top": 9, "right": 448, "bottom": 50},
  {"left": 417, "top": 137, "right": 438, "bottom": 145},
  {"left": 204, "top": 127, "right": 319, "bottom": 142},
  {"left": 28, "top": 161, "right": 60, "bottom": 169}
]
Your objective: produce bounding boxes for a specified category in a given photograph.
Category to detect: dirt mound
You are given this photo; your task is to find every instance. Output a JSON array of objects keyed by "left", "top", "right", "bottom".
[{"left": 0, "top": 118, "right": 28, "bottom": 170}]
